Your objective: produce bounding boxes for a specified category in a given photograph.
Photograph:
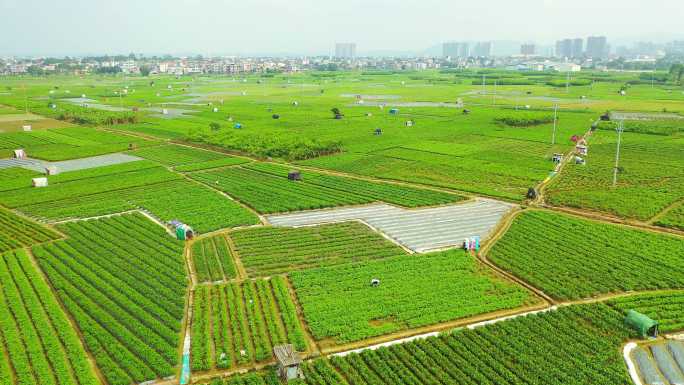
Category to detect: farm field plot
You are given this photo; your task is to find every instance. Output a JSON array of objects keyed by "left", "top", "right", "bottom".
[
  {"left": 243, "top": 162, "right": 463, "bottom": 208},
  {"left": 0, "top": 165, "right": 181, "bottom": 208},
  {"left": 0, "top": 207, "right": 60, "bottom": 252},
  {"left": 33, "top": 213, "right": 187, "bottom": 385},
  {"left": 267, "top": 199, "right": 514, "bottom": 253},
  {"left": 487, "top": 210, "right": 684, "bottom": 300},
  {"left": 191, "top": 162, "right": 462, "bottom": 214},
  {"left": 321, "top": 303, "right": 633, "bottom": 385},
  {"left": 191, "top": 234, "right": 238, "bottom": 282},
  {"left": 131, "top": 143, "right": 248, "bottom": 168},
  {"left": 546, "top": 129, "right": 684, "bottom": 221},
  {"left": 298, "top": 129, "right": 579, "bottom": 201},
  {"left": 608, "top": 291, "right": 684, "bottom": 333},
  {"left": 1, "top": 162, "right": 258, "bottom": 232},
  {"left": 290, "top": 250, "right": 536, "bottom": 344},
  {"left": 0, "top": 167, "right": 39, "bottom": 191},
  {"left": 191, "top": 277, "right": 307, "bottom": 371},
  {"left": 0, "top": 249, "right": 100, "bottom": 385},
  {"left": 230, "top": 222, "right": 406, "bottom": 276},
  {"left": 216, "top": 302, "right": 637, "bottom": 385},
  {"left": 0, "top": 126, "right": 155, "bottom": 161}
]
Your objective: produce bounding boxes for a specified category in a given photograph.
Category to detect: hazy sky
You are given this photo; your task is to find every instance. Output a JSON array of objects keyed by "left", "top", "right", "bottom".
[{"left": 1, "top": 0, "right": 682, "bottom": 56}]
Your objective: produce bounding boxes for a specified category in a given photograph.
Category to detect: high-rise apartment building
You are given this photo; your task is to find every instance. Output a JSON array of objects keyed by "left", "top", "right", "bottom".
[
  {"left": 586, "top": 36, "right": 608, "bottom": 59},
  {"left": 520, "top": 44, "right": 536, "bottom": 56},
  {"left": 335, "top": 43, "right": 357, "bottom": 59},
  {"left": 443, "top": 42, "right": 470, "bottom": 58},
  {"left": 472, "top": 42, "right": 492, "bottom": 57}
]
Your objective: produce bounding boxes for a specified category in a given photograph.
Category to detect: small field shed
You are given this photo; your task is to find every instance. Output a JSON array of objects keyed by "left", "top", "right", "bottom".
[
  {"left": 274, "top": 344, "right": 304, "bottom": 381},
  {"left": 625, "top": 310, "right": 658, "bottom": 338}
]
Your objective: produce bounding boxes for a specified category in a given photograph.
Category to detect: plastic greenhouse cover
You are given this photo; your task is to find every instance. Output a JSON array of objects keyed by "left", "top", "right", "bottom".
[
  {"left": 669, "top": 341, "right": 684, "bottom": 373},
  {"left": 652, "top": 344, "right": 684, "bottom": 385},
  {"left": 634, "top": 347, "right": 666, "bottom": 385}
]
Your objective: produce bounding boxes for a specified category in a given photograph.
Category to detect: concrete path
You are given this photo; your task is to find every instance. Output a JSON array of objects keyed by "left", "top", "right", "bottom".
[{"left": 266, "top": 198, "right": 516, "bottom": 253}]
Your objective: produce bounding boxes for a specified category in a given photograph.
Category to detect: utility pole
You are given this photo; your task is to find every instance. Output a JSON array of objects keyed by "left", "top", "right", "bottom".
[
  {"left": 482, "top": 74, "right": 486, "bottom": 95},
  {"left": 551, "top": 104, "right": 558, "bottom": 145},
  {"left": 492, "top": 80, "right": 497, "bottom": 106},
  {"left": 612, "top": 120, "right": 624, "bottom": 187},
  {"left": 565, "top": 72, "right": 570, "bottom": 93}
]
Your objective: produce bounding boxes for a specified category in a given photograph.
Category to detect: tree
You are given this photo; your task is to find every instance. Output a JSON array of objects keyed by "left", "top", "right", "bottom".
[
  {"left": 139, "top": 65, "right": 151, "bottom": 76},
  {"left": 669, "top": 64, "right": 684, "bottom": 84}
]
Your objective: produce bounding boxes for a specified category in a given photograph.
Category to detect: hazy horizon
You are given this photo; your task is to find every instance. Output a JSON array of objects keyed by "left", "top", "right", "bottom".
[{"left": 2, "top": 0, "right": 683, "bottom": 57}]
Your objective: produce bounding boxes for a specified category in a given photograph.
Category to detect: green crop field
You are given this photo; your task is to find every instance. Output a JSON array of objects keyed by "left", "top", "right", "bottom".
[
  {"left": 546, "top": 129, "right": 684, "bottom": 221},
  {"left": 0, "top": 207, "right": 60, "bottom": 252},
  {"left": 0, "top": 67, "right": 682, "bottom": 385},
  {"left": 0, "top": 249, "right": 100, "bottom": 385},
  {"left": 33, "top": 213, "right": 187, "bottom": 385},
  {"left": 0, "top": 126, "right": 156, "bottom": 160},
  {"left": 131, "top": 143, "right": 248, "bottom": 168},
  {"left": 191, "top": 277, "right": 307, "bottom": 371},
  {"left": 214, "top": 301, "right": 643, "bottom": 385},
  {"left": 191, "top": 234, "right": 237, "bottom": 282},
  {"left": 655, "top": 202, "right": 684, "bottom": 230},
  {"left": 0, "top": 162, "right": 258, "bottom": 232},
  {"left": 290, "top": 250, "right": 535, "bottom": 343},
  {"left": 487, "top": 210, "right": 684, "bottom": 300},
  {"left": 608, "top": 291, "right": 684, "bottom": 333},
  {"left": 230, "top": 222, "right": 407, "bottom": 276},
  {"left": 191, "top": 162, "right": 462, "bottom": 214}
]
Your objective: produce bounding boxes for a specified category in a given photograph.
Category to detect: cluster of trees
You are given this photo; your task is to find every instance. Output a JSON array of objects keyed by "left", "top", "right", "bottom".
[{"left": 669, "top": 63, "right": 684, "bottom": 84}]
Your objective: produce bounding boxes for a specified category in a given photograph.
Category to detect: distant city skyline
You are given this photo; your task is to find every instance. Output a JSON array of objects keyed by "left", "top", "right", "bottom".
[{"left": 1, "top": 0, "right": 683, "bottom": 57}]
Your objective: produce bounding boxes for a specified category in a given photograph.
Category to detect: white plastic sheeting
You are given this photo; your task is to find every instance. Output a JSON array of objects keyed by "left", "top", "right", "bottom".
[
  {"left": 0, "top": 153, "right": 141, "bottom": 173},
  {"left": 267, "top": 199, "right": 515, "bottom": 253}
]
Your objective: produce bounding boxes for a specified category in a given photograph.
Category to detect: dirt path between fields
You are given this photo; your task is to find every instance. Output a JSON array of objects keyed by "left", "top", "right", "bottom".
[{"left": 647, "top": 198, "right": 683, "bottom": 226}]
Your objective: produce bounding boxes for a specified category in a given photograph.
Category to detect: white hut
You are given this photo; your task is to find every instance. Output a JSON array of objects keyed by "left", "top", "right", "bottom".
[
  {"left": 32, "top": 177, "right": 48, "bottom": 187},
  {"left": 22, "top": 125, "right": 32, "bottom": 132},
  {"left": 13, "top": 149, "right": 26, "bottom": 159}
]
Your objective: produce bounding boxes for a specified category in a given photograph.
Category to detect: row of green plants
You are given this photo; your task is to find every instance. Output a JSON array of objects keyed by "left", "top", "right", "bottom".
[
  {"left": 0, "top": 166, "right": 181, "bottom": 208},
  {"left": 596, "top": 119, "right": 684, "bottom": 136},
  {"left": 494, "top": 112, "right": 555, "bottom": 127},
  {"left": 191, "top": 167, "right": 371, "bottom": 214},
  {"left": 0, "top": 207, "right": 59, "bottom": 252},
  {"left": 290, "top": 250, "right": 533, "bottom": 343},
  {"left": 213, "top": 302, "right": 642, "bottom": 385},
  {"left": 6, "top": 162, "right": 258, "bottom": 232},
  {"left": 33, "top": 213, "right": 187, "bottom": 385},
  {"left": 192, "top": 235, "right": 237, "bottom": 283},
  {"left": 608, "top": 291, "right": 684, "bottom": 333},
  {"left": 131, "top": 143, "right": 230, "bottom": 166},
  {"left": 488, "top": 210, "right": 684, "bottom": 300},
  {"left": 230, "top": 222, "right": 406, "bottom": 276},
  {"left": 191, "top": 162, "right": 461, "bottom": 214},
  {"left": 243, "top": 163, "right": 463, "bottom": 208},
  {"left": 187, "top": 127, "right": 342, "bottom": 160},
  {"left": 324, "top": 304, "right": 631, "bottom": 385},
  {"left": 191, "top": 277, "right": 307, "bottom": 371},
  {"left": 0, "top": 249, "right": 100, "bottom": 385}
]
